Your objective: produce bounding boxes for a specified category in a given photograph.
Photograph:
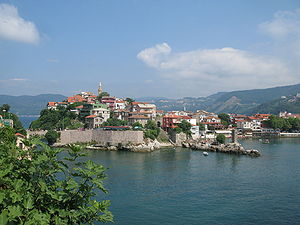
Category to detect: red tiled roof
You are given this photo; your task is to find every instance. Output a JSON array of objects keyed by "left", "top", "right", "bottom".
[
  {"left": 75, "top": 105, "right": 84, "bottom": 109},
  {"left": 15, "top": 133, "right": 25, "bottom": 137},
  {"left": 181, "top": 116, "right": 192, "bottom": 119},
  {"left": 85, "top": 115, "right": 97, "bottom": 118},
  {"left": 163, "top": 115, "right": 182, "bottom": 118},
  {"left": 248, "top": 116, "right": 259, "bottom": 120},
  {"left": 128, "top": 115, "right": 149, "bottom": 119},
  {"left": 48, "top": 102, "right": 56, "bottom": 106}
]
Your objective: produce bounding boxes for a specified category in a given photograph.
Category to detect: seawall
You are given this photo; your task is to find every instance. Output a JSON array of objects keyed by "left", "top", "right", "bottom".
[{"left": 58, "top": 129, "right": 144, "bottom": 145}]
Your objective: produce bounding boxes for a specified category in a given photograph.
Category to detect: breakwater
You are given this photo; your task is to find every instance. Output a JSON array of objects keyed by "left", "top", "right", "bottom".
[{"left": 182, "top": 140, "right": 261, "bottom": 157}]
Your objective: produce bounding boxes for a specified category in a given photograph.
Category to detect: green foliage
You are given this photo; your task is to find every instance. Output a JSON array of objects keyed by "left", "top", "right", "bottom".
[
  {"left": 125, "top": 98, "right": 135, "bottom": 104},
  {"left": 0, "top": 104, "right": 10, "bottom": 112},
  {"left": 144, "top": 120, "right": 157, "bottom": 130},
  {"left": 45, "top": 130, "right": 60, "bottom": 145},
  {"left": 173, "top": 127, "right": 182, "bottom": 133},
  {"left": 30, "top": 107, "right": 78, "bottom": 131},
  {"left": 144, "top": 120, "right": 160, "bottom": 140},
  {"left": 263, "top": 115, "right": 300, "bottom": 132},
  {"left": 98, "top": 92, "right": 110, "bottom": 99},
  {"left": 0, "top": 139, "right": 113, "bottom": 224},
  {"left": 132, "top": 122, "right": 142, "bottom": 127},
  {"left": 0, "top": 105, "right": 26, "bottom": 135},
  {"left": 0, "top": 126, "right": 16, "bottom": 145},
  {"left": 66, "top": 102, "right": 84, "bottom": 110},
  {"left": 144, "top": 129, "right": 158, "bottom": 140},
  {"left": 198, "top": 123, "right": 206, "bottom": 131},
  {"left": 178, "top": 120, "right": 192, "bottom": 135},
  {"left": 216, "top": 134, "right": 226, "bottom": 144},
  {"left": 218, "top": 113, "right": 231, "bottom": 126},
  {"left": 132, "top": 122, "right": 143, "bottom": 128},
  {"left": 102, "top": 118, "right": 127, "bottom": 126}
]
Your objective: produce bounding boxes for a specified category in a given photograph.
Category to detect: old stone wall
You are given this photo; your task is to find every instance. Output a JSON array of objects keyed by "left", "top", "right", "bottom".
[
  {"left": 27, "top": 130, "right": 47, "bottom": 138},
  {"left": 169, "top": 131, "right": 187, "bottom": 146},
  {"left": 57, "top": 129, "right": 144, "bottom": 145},
  {"left": 92, "top": 130, "right": 143, "bottom": 145},
  {"left": 59, "top": 130, "right": 93, "bottom": 145}
]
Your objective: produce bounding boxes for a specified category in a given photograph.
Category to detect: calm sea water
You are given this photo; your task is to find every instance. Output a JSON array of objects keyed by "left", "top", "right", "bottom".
[
  {"left": 81, "top": 138, "right": 300, "bottom": 225},
  {"left": 19, "top": 116, "right": 38, "bottom": 129}
]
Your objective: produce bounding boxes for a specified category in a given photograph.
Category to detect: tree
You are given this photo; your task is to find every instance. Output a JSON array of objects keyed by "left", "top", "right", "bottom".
[
  {"left": 98, "top": 92, "right": 110, "bottom": 99},
  {"left": 102, "top": 118, "right": 127, "bottom": 126},
  {"left": 45, "top": 130, "right": 60, "bottom": 145},
  {"left": 0, "top": 105, "right": 26, "bottom": 135},
  {"left": 132, "top": 122, "right": 143, "bottom": 128},
  {"left": 216, "top": 134, "right": 226, "bottom": 144},
  {"left": 30, "top": 108, "right": 78, "bottom": 131},
  {"left": 0, "top": 137, "right": 113, "bottom": 224},
  {"left": 198, "top": 123, "right": 206, "bottom": 131},
  {"left": 125, "top": 98, "right": 135, "bottom": 104},
  {"left": 178, "top": 120, "right": 192, "bottom": 135},
  {"left": 144, "top": 120, "right": 160, "bottom": 140},
  {"left": 0, "top": 104, "right": 10, "bottom": 112},
  {"left": 218, "top": 113, "right": 231, "bottom": 127},
  {"left": 0, "top": 126, "right": 16, "bottom": 144},
  {"left": 173, "top": 127, "right": 182, "bottom": 133}
]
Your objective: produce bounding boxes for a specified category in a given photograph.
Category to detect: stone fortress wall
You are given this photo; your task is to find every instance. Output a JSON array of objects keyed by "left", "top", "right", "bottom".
[{"left": 58, "top": 130, "right": 144, "bottom": 145}]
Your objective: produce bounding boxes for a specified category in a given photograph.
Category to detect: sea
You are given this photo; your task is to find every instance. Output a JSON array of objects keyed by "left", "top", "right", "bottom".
[
  {"left": 19, "top": 116, "right": 39, "bottom": 129},
  {"left": 18, "top": 115, "right": 300, "bottom": 224},
  {"left": 80, "top": 138, "right": 300, "bottom": 225}
]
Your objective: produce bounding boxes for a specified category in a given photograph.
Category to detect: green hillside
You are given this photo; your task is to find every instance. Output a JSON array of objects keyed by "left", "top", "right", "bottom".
[{"left": 249, "top": 95, "right": 300, "bottom": 114}]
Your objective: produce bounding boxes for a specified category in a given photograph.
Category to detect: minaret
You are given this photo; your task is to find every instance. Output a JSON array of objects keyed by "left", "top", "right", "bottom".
[{"left": 98, "top": 82, "right": 103, "bottom": 95}]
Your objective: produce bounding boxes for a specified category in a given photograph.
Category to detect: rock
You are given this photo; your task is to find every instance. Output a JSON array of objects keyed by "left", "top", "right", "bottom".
[{"left": 186, "top": 139, "right": 261, "bottom": 157}]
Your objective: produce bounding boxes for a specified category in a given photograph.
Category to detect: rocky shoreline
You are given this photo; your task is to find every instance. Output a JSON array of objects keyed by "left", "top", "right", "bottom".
[
  {"left": 182, "top": 140, "right": 261, "bottom": 157},
  {"left": 57, "top": 138, "right": 261, "bottom": 157},
  {"left": 86, "top": 138, "right": 174, "bottom": 152}
]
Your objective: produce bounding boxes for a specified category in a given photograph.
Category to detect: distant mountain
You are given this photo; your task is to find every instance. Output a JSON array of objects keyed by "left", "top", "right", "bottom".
[
  {"left": 2, "top": 83, "right": 300, "bottom": 116},
  {"left": 140, "top": 83, "right": 300, "bottom": 114},
  {"left": 249, "top": 95, "right": 300, "bottom": 114},
  {"left": 0, "top": 94, "right": 66, "bottom": 115},
  {"left": 206, "top": 83, "right": 300, "bottom": 114}
]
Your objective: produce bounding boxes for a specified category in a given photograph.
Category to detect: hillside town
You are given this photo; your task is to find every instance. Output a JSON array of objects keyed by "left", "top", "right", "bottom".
[{"left": 35, "top": 83, "right": 300, "bottom": 140}]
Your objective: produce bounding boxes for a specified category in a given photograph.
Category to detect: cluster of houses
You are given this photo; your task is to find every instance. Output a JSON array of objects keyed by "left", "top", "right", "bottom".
[
  {"left": 0, "top": 115, "right": 13, "bottom": 128},
  {"left": 45, "top": 82, "right": 300, "bottom": 138}
]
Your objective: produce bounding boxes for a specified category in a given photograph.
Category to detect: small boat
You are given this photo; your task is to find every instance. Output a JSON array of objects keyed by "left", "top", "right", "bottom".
[
  {"left": 263, "top": 139, "right": 270, "bottom": 144},
  {"left": 203, "top": 152, "right": 208, "bottom": 156}
]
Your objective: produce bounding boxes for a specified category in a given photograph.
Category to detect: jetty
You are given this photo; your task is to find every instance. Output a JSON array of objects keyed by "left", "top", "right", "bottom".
[{"left": 182, "top": 130, "right": 261, "bottom": 157}]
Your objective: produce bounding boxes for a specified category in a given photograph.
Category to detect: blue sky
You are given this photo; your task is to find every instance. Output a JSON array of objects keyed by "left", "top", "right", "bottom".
[{"left": 1, "top": 0, "right": 300, "bottom": 98}]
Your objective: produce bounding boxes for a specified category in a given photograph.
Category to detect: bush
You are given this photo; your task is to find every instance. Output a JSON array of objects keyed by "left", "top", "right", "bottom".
[
  {"left": 216, "top": 134, "right": 226, "bottom": 144},
  {"left": 144, "top": 120, "right": 160, "bottom": 140},
  {"left": 0, "top": 139, "right": 113, "bottom": 224},
  {"left": 45, "top": 130, "right": 60, "bottom": 145}
]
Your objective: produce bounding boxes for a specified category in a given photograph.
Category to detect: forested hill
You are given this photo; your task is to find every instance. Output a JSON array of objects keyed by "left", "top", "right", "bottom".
[
  {"left": 0, "top": 94, "right": 66, "bottom": 115},
  {"left": 248, "top": 95, "right": 300, "bottom": 114},
  {"left": 213, "top": 83, "right": 300, "bottom": 104},
  {"left": 138, "top": 83, "right": 300, "bottom": 114}
]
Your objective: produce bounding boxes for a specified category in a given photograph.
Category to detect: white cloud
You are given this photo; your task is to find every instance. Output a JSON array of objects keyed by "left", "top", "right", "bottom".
[
  {"left": 137, "top": 43, "right": 293, "bottom": 94},
  {"left": 0, "top": 4, "right": 40, "bottom": 44},
  {"left": 259, "top": 9, "right": 300, "bottom": 39},
  {"left": 137, "top": 42, "right": 171, "bottom": 68},
  {"left": 10, "top": 78, "right": 28, "bottom": 81}
]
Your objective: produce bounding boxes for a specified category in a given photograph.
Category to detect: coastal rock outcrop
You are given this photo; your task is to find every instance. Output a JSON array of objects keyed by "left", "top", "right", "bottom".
[
  {"left": 121, "top": 138, "right": 162, "bottom": 152},
  {"left": 183, "top": 140, "right": 261, "bottom": 157},
  {"left": 86, "top": 139, "right": 174, "bottom": 152}
]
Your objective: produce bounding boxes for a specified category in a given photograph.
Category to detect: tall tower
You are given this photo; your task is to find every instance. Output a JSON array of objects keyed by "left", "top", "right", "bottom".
[{"left": 98, "top": 82, "right": 103, "bottom": 95}]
